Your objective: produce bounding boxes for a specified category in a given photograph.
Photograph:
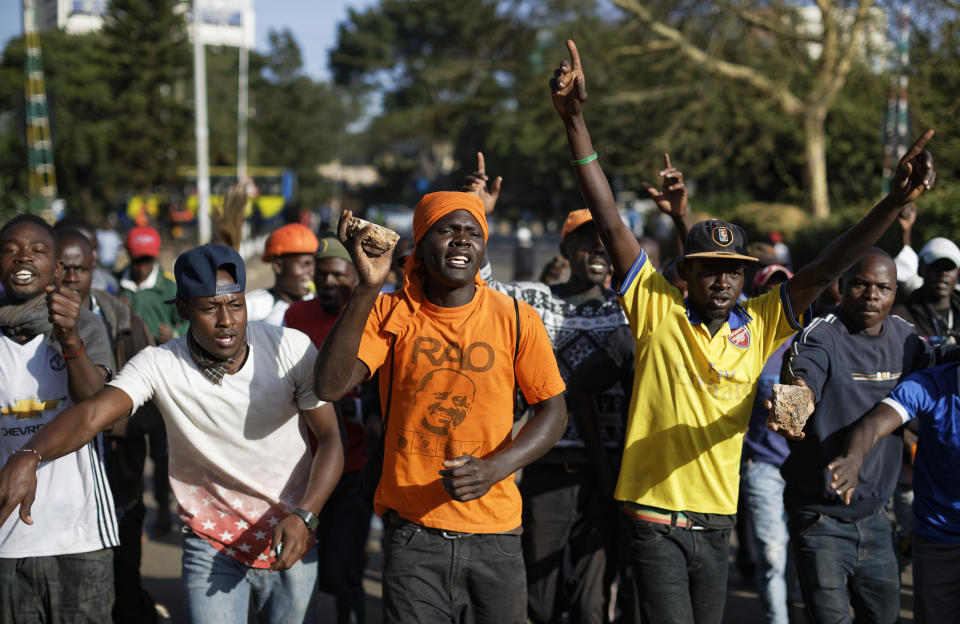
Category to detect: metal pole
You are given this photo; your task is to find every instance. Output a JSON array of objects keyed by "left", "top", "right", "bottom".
[
  {"left": 237, "top": 34, "right": 248, "bottom": 180},
  {"left": 193, "top": 0, "right": 211, "bottom": 243}
]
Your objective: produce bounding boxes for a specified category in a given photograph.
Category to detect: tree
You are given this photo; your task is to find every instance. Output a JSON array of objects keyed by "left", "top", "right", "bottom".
[
  {"left": 99, "top": 0, "right": 192, "bottom": 195},
  {"left": 604, "top": 0, "right": 887, "bottom": 217}
]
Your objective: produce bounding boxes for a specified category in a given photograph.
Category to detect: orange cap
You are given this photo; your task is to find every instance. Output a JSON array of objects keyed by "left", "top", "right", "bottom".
[
  {"left": 262, "top": 224, "right": 319, "bottom": 261},
  {"left": 561, "top": 209, "right": 594, "bottom": 240}
]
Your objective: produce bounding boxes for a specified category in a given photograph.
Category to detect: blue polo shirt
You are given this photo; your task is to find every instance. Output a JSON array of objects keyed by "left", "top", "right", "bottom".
[{"left": 882, "top": 362, "right": 960, "bottom": 543}]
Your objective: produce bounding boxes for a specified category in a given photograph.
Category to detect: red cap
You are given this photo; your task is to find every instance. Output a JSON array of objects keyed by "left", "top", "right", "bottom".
[
  {"left": 126, "top": 226, "right": 161, "bottom": 259},
  {"left": 753, "top": 264, "right": 793, "bottom": 291}
]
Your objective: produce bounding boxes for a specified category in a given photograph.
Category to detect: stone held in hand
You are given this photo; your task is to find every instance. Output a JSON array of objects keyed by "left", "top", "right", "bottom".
[
  {"left": 769, "top": 384, "right": 811, "bottom": 432},
  {"left": 346, "top": 217, "right": 400, "bottom": 254}
]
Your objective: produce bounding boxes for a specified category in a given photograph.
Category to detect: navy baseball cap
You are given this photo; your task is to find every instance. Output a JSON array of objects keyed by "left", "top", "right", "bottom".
[
  {"left": 683, "top": 219, "right": 758, "bottom": 263},
  {"left": 166, "top": 244, "right": 246, "bottom": 303}
]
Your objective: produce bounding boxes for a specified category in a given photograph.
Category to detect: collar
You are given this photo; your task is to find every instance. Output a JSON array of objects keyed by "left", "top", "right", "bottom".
[
  {"left": 684, "top": 297, "right": 753, "bottom": 330},
  {"left": 89, "top": 292, "right": 103, "bottom": 318},
  {"left": 119, "top": 262, "right": 159, "bottom": 293}
]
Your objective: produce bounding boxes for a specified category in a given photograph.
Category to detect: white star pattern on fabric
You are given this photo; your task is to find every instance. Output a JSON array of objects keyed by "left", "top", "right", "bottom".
[
  {"left": 217, "top": 511, "right": 227, "bottom": 518},
  {"left": 225, "top": 547, "right": 237, "bottom": 557},
  {"left": 187, "top": 507, "right": 199, "bottom": 516},
  {"left": 219, "top": 530, "right": 234, "bottom": 542},
  {"left": 234, "top": 520, "right": 249, "bottom": 531},
  {"left": 238, "top": 543, "right": 252, "bottom": 553},
  {"left": 201, "top": 520, "right": 216, "bottom": 531},
  {"left": 257, "top": 553, "right": 270, "bottom": 562},
  {"left": 253, "top": 530, "right": 267, "bottom": 541},
  {"left": 267, "top": 515, "right": 280, "bottom": 527},
  {"left": 202, "top": 497, "right": 214, "bottom": 506},
  {"left": 231, "top": 498, "right": 245, "bottom": 510},
  {"left": 185, "top": 485, "right": 198, "bottom": 495}
]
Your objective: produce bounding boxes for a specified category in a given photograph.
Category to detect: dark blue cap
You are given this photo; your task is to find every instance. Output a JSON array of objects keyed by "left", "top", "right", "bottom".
[{"left": 166, "top": 244, "right": 246, "bottom": 303}]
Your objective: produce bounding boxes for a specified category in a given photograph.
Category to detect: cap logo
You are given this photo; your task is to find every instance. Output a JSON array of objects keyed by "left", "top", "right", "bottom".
[
  {"left": 318, "top": 239, "right": 329, "bottom": 254},
  {"left": 713, "top": 226, "right": 733, "bottom": 247},
  {"left": 728, "top": 326, "right": 750, "bottom": 348}
]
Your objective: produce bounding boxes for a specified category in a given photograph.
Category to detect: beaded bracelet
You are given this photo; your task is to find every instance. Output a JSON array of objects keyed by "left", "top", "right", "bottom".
[
  {"left": 12, "top": 448, "right": 42, "bottom": 463},
  {"left": 571, "top": 152, "right": 598, "bottom": 166},
  {"left": 61, "top": 340, "right": 84, "bottom": 360}
]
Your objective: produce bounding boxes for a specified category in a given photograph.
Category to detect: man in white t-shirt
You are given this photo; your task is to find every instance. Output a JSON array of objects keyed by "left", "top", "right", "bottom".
[
  {"left": 246, "top": 223, "right": 318, "bottom": 325},
  {"left": 0, "top": 214, "right": 117, "bottom": 623},
  {"left": 0, "top": 243, "right": 344, "bottom": 624}
]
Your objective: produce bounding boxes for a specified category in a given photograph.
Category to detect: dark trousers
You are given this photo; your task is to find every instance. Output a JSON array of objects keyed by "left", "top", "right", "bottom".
[
  {"left": 0, "top": 548, "right": 114, "bottom": 624},
  {"left": 316, "top": 470, "right": 373, "bottom": 624},
  {"left": 623, "top": 514, "right": 730, "bottom": 624},
  {"left": 787, "top": 507, "right": 899, "bottom": 624},
  {"left": 912, "top": 535, "right": 960, "bottom": 623},
  {"left": 382, "top": 516, "right": 526, "bottom": 624},
  {"left": 520, "top": 461, "right": 615, "bottom": 624}
]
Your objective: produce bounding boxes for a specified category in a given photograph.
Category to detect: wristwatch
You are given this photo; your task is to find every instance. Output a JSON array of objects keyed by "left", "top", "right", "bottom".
[{"left": 291, "top": 507, "right": 318, "bottom": 531}]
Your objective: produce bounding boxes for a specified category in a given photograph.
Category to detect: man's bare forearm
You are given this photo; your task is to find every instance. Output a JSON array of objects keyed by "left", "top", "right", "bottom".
[
  {"left": 294, "top": 406, "right": 345, "bottom": 516},
  {"left": 314, "top": 284, "right": 380, "bottom": 400},
  {"left": 487, "top": 394, "right": 567, "bottom": 482}
]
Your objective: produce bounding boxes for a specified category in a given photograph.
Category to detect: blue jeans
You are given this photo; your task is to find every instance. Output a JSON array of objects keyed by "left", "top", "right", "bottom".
[
  {"left": 382, "top": 515, "right": 526, "bottom": 624},
  {"left": 623, "top": 514, "right": 731, "bottom": 624},
  {"left": 787, "top": 507, "right": 899, "bottom": 624},
  {"left": 181, "top": 530, "right": 318, "bottom": 624},
  {"left": 0, "top": 548, "right": 114, "bottom": 623},
  {"left": 741, "top": 460, "right": 796, "bottom": 624}
]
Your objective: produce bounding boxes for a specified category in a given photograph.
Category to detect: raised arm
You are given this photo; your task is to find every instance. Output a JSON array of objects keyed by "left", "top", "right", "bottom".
[
  {"left": 786, "top": 130, "right": 936, "bottom": 313},
  {"left": 313, "top": 210, "right": 395, "bottom": 401},
  {"left": 0, "top": 386, "right": 134, "bottom": 525},
  {"left": 825, "top": 402, "right": 903, "bottom": 505},
  {"left": 550, "top": 40, "right": 640, "bottom": 281},
  {"left": 47, "top": 285, "right": 107, "bottom": 401},
  {"left": 643, "top": 153, "right": 691, "bottom": 244}
]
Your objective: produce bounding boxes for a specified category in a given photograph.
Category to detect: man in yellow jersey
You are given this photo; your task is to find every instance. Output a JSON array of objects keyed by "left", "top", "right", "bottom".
[{"left": 549, "top": 39, "right": 936, "bottom": 623}]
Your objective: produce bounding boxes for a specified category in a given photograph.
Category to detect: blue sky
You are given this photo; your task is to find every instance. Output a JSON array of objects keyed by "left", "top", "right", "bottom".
[{"left": 0, "top": 0, "right": 376, "bottom": 81}]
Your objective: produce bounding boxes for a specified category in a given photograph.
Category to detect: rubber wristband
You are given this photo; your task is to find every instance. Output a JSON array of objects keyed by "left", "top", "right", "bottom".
[
  {"left": 12, "top": 448, "right": 42, "bottom": 463},
  {"left": 61, "top": 340, "right": 84, "bottom": 360},
  {"left": 571, "top": 152, "right": 598, "bottom": 166}
]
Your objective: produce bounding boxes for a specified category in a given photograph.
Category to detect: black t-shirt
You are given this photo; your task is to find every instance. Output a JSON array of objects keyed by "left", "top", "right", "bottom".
[{"left": 781, "top": 309, "right": 959, "bottom": 518}]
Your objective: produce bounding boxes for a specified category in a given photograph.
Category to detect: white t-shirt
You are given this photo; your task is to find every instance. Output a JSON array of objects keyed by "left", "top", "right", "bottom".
[
  {"left": 0, "top": 335, "right": 119, "bottom": 558},
  {"left": 108, "top": 322, "right": 324, "bottom": 568},
  {"left": 246, "top": 289, "right": 314, "bottom": 326}
]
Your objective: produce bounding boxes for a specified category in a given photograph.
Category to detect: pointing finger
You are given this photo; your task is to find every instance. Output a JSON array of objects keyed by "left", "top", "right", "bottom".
[
  {"left": 663, "top": 153, "right": 672, "bottom": 170},
  {"left": 566, "top": 39, "right": 581, "bottom": 72},
  {"left": 490, "top": 176, "right": 502, "bottom": 198},
  {"left": 477, "top": 152, "right": 485, "bottom": 176},
  {"left": 900, "top": 129, "right": 934, "bottom": 165}
]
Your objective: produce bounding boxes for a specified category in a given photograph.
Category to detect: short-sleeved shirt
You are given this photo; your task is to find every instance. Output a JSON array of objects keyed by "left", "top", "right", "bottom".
[
  {"left": 613, "top": 249, "right": 805, "bottom": 516},
  {"left": 357, "top": 285, "right": 565, "bottom": 533},
  {"left": 109, "top": 322, "right": 325, "bottom": 568},
  {"left": 882, "top": 363, "right": 960, "bottom": 543}
]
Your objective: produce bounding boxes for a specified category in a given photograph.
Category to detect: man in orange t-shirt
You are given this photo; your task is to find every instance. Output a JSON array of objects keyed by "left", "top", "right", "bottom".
[{"left": 314, "top": 191, "right": 567, "bottom": 624}]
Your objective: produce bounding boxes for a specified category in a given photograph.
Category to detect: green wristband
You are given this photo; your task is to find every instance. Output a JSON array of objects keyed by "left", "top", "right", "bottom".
[{"left": 570, "top": 152, "right": 598, "bottom": 166}]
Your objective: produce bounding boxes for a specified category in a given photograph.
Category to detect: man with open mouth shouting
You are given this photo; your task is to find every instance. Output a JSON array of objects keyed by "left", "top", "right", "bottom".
[{"left": 0, "top": 243, "right": 343, "bottom": 624}]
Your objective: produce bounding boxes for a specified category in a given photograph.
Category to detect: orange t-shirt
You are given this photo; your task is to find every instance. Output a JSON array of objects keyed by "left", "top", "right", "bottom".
[{"left": 357, "top": 285, "right": 565, "bottom": 533}]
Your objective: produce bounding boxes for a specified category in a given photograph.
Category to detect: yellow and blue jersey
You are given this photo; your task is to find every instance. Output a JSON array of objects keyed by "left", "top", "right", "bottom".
[{"left": 613, "top": 250, "right": 806, "bottom": 515}]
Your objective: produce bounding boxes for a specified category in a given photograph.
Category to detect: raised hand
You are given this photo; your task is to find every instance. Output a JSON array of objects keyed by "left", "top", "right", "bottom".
[
  {"left": 889, "top": 129, "right": 936, "bottom": 206},
  {"left": 46, "top": 285, "right": 82, "bottom": 350},
  {"left": 461, "top": 152, "right": 502, "bottom": 216},
  {"left": 336, "top": 210, "right": 394, "bottom": 288},
  {"left": 642, "top": 154, "right": 687, "bottom": 220},
  {"left": 550, "top": 39, "right": 587, "bottom": 120}
]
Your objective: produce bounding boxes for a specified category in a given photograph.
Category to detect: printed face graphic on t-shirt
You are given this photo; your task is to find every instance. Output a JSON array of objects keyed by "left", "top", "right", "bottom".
[{"left": 415, "top": 368, "right": 476, "bottom": 436}]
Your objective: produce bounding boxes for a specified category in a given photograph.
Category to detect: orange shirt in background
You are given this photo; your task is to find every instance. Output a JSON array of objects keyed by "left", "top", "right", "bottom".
[{"left": 357, "top": 284, "right": 565, "bottom": 533}]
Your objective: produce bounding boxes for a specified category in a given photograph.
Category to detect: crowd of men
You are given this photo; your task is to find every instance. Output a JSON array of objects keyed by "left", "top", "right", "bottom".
[{"left": 0, "top": 38, "right": 957, "bottom": 624}]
